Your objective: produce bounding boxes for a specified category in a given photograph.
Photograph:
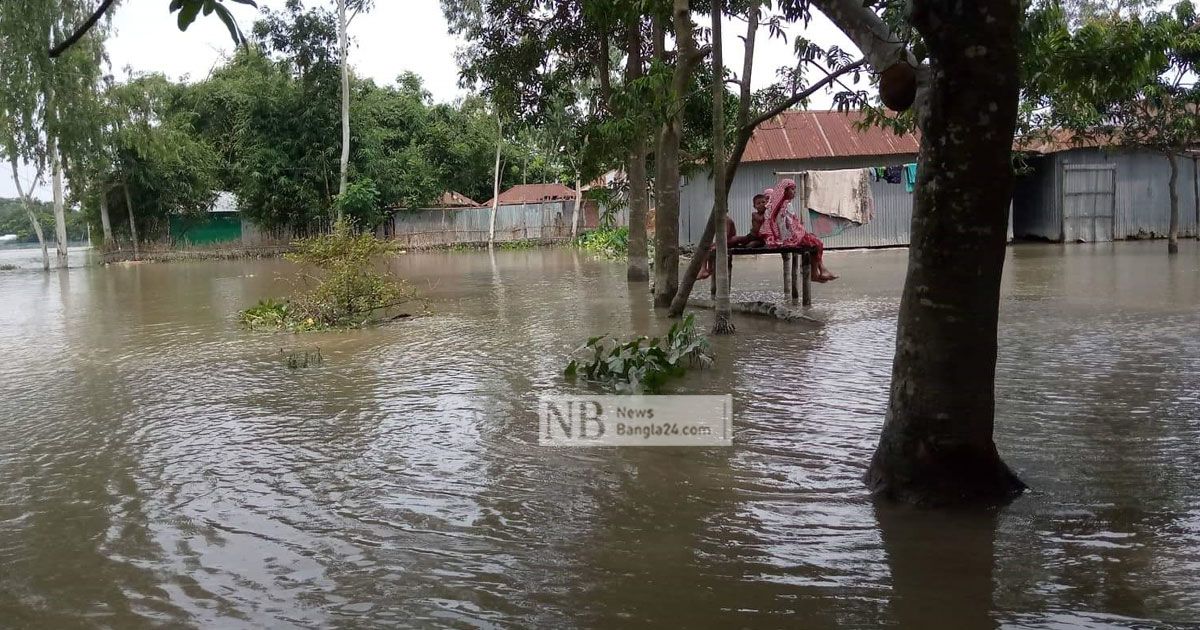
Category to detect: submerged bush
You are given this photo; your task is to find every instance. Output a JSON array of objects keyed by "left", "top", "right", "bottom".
[
  {"left": 573, "top": 226, "right": 629, "bottom": 259},
  {"left": 564, "top": 314, "right": 713, "bottom": 393},
  {"left": 240, "top": 219, "right": 422, "bottom": 331}
]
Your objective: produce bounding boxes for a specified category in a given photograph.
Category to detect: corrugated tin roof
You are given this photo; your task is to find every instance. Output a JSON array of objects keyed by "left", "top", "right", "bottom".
[
  {"left": 435, "top": 191, "right": 480, "bottom": 208},
  {"left": 742, "top": 110, "right": 920, "bottom": 163},
  {"left": 484, "top": 182, "right": 576, "bottom": 207}
]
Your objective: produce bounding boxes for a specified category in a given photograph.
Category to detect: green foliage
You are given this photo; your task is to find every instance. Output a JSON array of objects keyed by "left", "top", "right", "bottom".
[
  {"left": 574, "top": 226, "right": 628, "bottom": 258},
  {"left": 240, "top": 220, "right": 421, "bottom": 331},
  {"left": 335, "top": 178, "right": 383, "bottom": 228},
  {"left": 498, "top": 239, "right": 541, "bottom": 250},
  {"left": 564, "top": 314, "right": 713, "bottom": 393},
  {"left": 0, "top": 197, "right": 87, "bottom": 243}
]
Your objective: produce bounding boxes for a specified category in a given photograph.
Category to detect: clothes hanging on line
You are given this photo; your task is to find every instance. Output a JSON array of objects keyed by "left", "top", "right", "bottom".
[
  {"left": 804, "top": 168, "right": 875, "bottom": 226},
  {"left": 883, "top": 165, "right": 903, "bottom": 184},
  {"left": 903, "top": 163, "right": 918, "bottom": 193}
]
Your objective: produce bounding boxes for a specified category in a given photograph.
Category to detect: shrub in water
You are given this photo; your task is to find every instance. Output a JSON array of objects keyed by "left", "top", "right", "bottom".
[
  {"left": 240, "top": 219, "right": 422, "bottom": 331},
  {"left": 573, "top": 226, "right": 629, "bottom": 259},
  {"left": 564, "top": 314, "right": 713, "bottom": 393}
]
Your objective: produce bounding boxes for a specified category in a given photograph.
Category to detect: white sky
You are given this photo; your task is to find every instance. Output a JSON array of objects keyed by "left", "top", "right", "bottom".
[{"left": 4, "top": 0, "right": 863, "bottom": 201}]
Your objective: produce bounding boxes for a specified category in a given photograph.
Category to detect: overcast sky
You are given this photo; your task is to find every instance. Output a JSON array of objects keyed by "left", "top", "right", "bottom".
[{"left": 4, "top": 0, "right": 863, "bottom": 201}]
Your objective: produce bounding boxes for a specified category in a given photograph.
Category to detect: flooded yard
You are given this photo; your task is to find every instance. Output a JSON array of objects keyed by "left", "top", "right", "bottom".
[{"left": 1, "top": 241, "right": 1198, "bottom": 628}]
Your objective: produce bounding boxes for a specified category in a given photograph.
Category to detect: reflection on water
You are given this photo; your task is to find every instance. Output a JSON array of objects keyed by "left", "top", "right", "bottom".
[{"left": 0, "top": 241, "right": 1198, "bottom": 628}]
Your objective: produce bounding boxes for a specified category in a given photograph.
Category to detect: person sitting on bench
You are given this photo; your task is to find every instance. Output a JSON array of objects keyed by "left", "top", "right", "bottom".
[
  {"left": 730, "top": 193, "right": 768, "bottom": 248},
  {"left": 763, "top": 178, "right": 838, "bottom": 283},
  {"left": 697, "top": 214, "right": 740, "bottom": 280}
]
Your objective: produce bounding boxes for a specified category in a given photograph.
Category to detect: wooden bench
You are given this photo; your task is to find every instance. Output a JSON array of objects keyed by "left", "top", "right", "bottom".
[{"left": 711, "top": 246, "right": 817, "bottom": 307}]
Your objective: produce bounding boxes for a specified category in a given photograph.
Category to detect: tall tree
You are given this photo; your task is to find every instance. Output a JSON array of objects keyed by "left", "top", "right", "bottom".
[
  {"left": 625, "top": 16, "right": 651, "bottom": 282},
  {"left": 652, "top": 0, "right": 709, "bottom": 306},
  {"left": 0, "top": 0, "right": 112, "bottom": 269},
  {"left": 709, "top": 0, "right": 734, "bottom": 333},
  {"left": 793, "top": 0, "right": 1025, "bottom": 504}
]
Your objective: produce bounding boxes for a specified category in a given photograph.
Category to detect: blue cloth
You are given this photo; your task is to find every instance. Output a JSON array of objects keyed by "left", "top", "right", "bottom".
[
  {"left": 883, "top": 165, "right": 902, "bottom": 184},
  {"left": 903, "top": 163, "right": 918, "bottom": 193}
]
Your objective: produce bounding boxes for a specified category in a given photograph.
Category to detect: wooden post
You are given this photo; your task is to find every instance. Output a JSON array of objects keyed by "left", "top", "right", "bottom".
[
  {"left": 791, "top": 252, "right": 799, "bottom": 301},
  {"left": 782, "top": 252, "right": 790, "bottom": 296},
  {"left": 801, "top": 253, "right": 812, "bottom": 306}
]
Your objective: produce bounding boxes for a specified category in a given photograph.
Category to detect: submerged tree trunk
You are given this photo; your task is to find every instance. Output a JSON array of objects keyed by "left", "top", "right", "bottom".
[
  {"left": 50, "top": 136, "right": 68, "bottom": 268},
  {"left": 10, "top": 159, "right": 50, "bottom": 271},
  {"left": 625, "top": 19, "right": 649, "bottom": 282},
  {"left": 1167, "top": 151, "right": 1179, "bottom": 255},
  {"left": 123, "top": 179, "right": 140, "bottom": 261},
  {"left": 864, "top": 0, "right": 1026, "bottom": 506},
  {"left": 490, "top": 113, "right": 502, "bottom": 246},
  {"left": 337, "top": 0, "right": 350, "bottom": 207},
  {"left": 99, "top": 184, "right": 113, "bottom": 247},
  {"left": 709, "top": 0, "right": 733, "bottom": 334}
]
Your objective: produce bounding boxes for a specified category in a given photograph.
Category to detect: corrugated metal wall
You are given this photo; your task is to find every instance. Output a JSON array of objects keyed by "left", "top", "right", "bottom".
[
  {"left": 677, "top": 154, "right": 1024, "bottom": 249},
  {"left": 385, "top": 201, "right": 575, "bottom": 247},
  {"left": 679, "top": 156, "right": 918, "bottom": 248},
  {"left": 1013, "top": 149, "right": 1199, "bottom": 241}
]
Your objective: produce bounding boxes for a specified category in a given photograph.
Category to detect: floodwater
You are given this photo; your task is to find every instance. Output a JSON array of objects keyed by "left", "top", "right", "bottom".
[{"left": 1, "top": 241, "right": 1198, "bottom": 629}]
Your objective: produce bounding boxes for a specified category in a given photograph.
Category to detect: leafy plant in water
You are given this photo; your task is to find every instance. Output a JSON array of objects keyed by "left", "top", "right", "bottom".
[
  {"left": 564, "top": 314, "right": 713, "bottom": 393},
  {"left": 573, "top": 226, "right": 629, "bottom": 259},
  {"left": 239, "top": 219, "right": 423, "bottom": 331}
]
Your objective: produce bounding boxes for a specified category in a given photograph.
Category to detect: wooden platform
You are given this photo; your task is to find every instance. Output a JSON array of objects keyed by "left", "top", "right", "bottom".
[{"left": 713, "top": 246, "right": 817, "bottom": 306}]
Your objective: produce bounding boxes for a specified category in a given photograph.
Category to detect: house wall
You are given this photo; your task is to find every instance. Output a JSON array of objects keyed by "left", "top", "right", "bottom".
[
  {"left": 384, "top": 201, "right": 575, "bottom": 247},
  {"left": 676, "top": 154, "right": 1019, "bottom": 249},
  {"left": 169, "top": 213, "right": 242, "bottom": 245},
  {"left": 1013, "top": 148, "right": 1199, "bottom": 241}
]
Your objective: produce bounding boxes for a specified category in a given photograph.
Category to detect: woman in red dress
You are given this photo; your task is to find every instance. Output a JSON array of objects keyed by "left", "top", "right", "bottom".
[{"left": 762, "top": 179, "right": 837, "bottom": 282}]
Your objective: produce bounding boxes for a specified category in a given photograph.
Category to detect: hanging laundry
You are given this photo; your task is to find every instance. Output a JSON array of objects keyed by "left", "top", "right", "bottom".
[
  {"left": 903, "top": 163, "right": 918, "bottom": 193},
  {"left": 884, "top": 165, "right": 903, "bottom": 184},
  {"left": 803, "top": 168, "right": 876, "bottom": 238}
]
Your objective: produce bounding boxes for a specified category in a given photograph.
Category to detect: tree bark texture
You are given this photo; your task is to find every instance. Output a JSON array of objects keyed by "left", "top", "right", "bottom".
[
  {"left": 709, "top": 0, "right": 733, "bottom": 333},
  {"left": 571, "top": 169, "right": 583, "bottom": 238},
  {"left": 652, "top": 1, "right": 699, "bottom": 307},
  {"left": 337, "top": 0, "right": 351, "bottom": 206},
  {"left": 864, "top": 0, "right": 1026, "bottom": 506},
  {"left": 1167, "top": 152, "right": 1179, "bottom": 255},
  {"left": 625, "top": 19, "right": 650, "bottom": 282},
  {"left": 10, "top": 159, "right": 50, "bottom": 271},
  {"left": 99, "top": 184, "right": 114, "bottom": 247},
  {"left": 490, "top": 113, "right": 502, "bottom": 245},
  {"left": 123, "top": 180, "right": 140, "bottom": 261},
  {"left": 50, "top": 136, "right": 68, "bottom": 269}
]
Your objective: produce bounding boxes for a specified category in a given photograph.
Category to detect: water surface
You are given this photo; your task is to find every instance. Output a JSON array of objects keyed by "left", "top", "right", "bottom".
[{"left": 1, "top": 241, "right": 1198, "bottom": 628}]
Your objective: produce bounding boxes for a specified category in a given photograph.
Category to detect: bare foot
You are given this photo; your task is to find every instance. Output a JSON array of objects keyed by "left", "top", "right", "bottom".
[{"left": 697, "top": 269, "right": 712, "bottom": 280}]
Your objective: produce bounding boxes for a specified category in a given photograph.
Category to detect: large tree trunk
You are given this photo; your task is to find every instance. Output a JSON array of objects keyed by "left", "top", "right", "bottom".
[
  {"left": 123, "top": 179, "right": 140, "bottom": 261},
  {"left": 1167, "top": 151, "right": 1179, "bottom": 255},
  {"left": 652, "top": 1, "right": 702, "bottom": 307},
  {"left": 50, "top": 136, "right": 68, "bottom": 269},
  {"left": 337, "top": 0, "right": 350, "bottom": 207},
  {"left": 489, "top": 113, "right": 502, "bottom": 246},
  {"left": 709, "top": 0, "right": 733, "bottom": 333},
  {"left": 10, "top": 158, "right": 50, "bottom": 271},
  {"left": 864, "top": 0, "right": 1026, "bottom": 506},
  {"left": 625, "top": 19, "right": 649, "bottom": 282},
  {"left": 99, "top": 184, "right": 113, "bottom": 247}
]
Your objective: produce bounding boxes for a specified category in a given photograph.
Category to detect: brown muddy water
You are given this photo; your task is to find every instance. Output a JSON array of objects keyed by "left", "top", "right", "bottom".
[{"left": 1, "top": 241, "right": 1198, "bottom": 629}]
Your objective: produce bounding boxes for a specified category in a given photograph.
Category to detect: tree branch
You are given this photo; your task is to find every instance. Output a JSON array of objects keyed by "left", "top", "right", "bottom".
[
  {"left": 744, "top": 59, "right": 865, "bottom": 131},
  {"left": 49, "top": 0, "right": 118, "bottom": 58}
]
